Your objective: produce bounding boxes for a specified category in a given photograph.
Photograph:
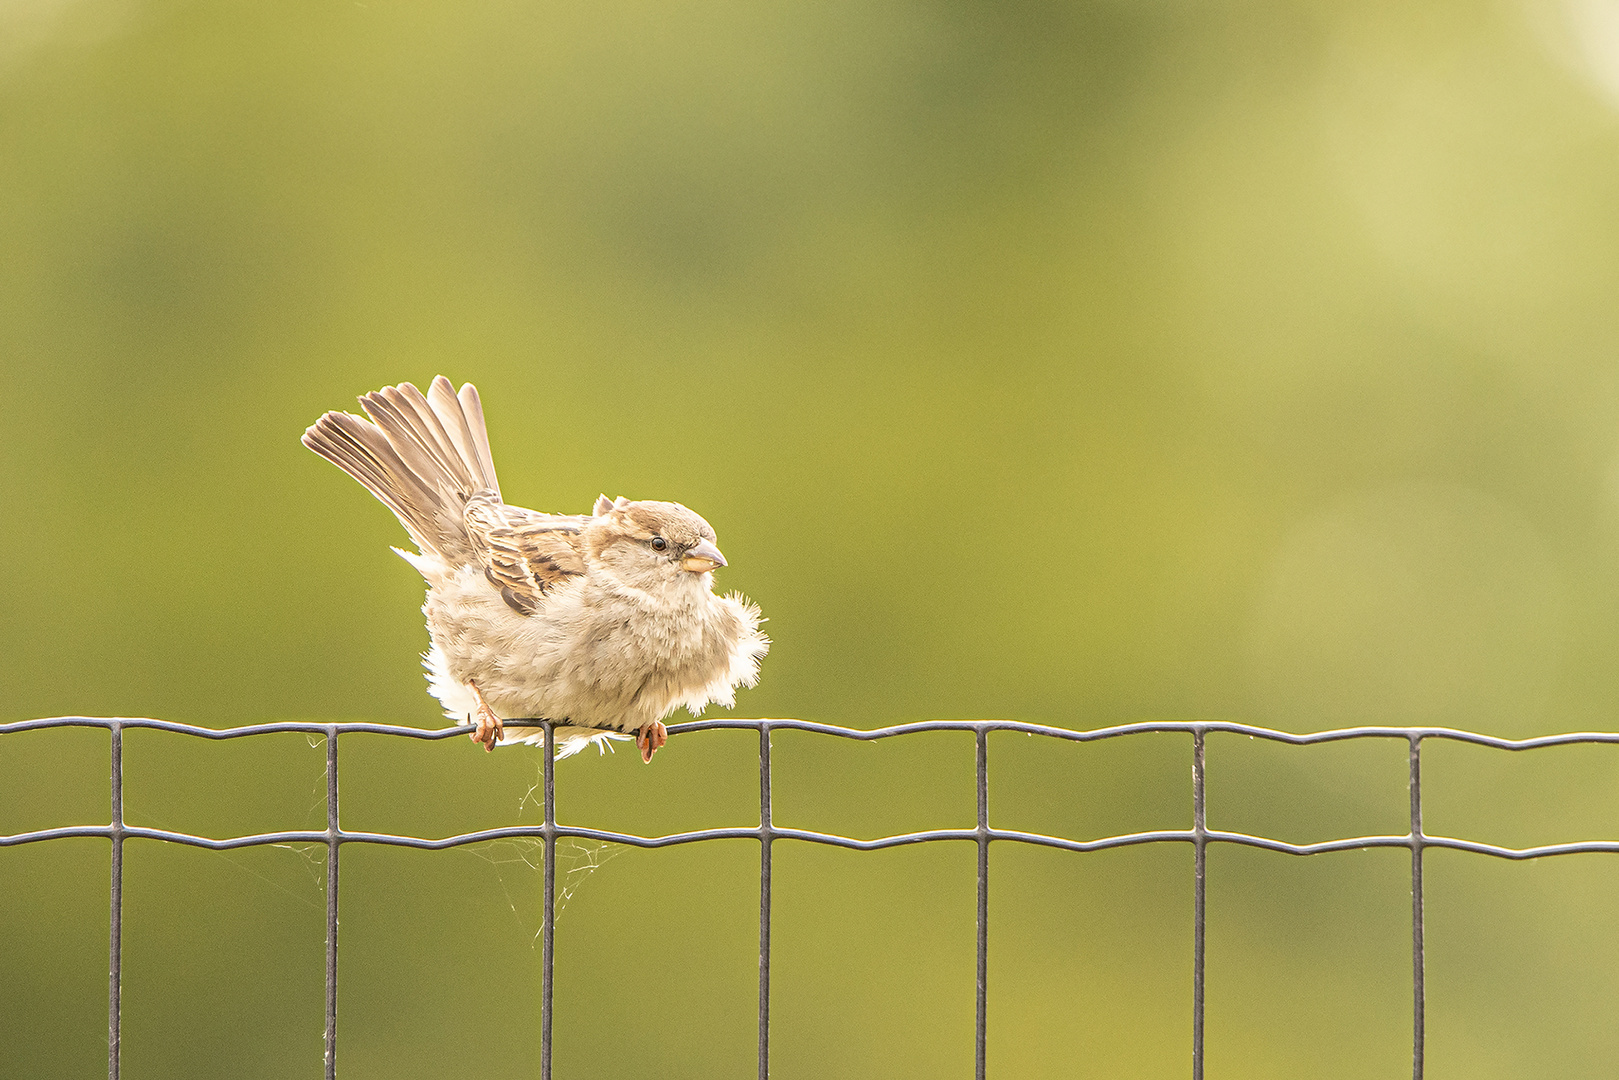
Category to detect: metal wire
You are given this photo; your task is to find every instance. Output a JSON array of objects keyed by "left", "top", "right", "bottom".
[
  {"left": 757, "top": 721, "right": 773, "bottom": 1080},
  {"left": 541, "top": 721, "right": 556, "bottom": 1080},
  {"left": 8, "top": 715, "right": 1619, "bottom": 1079},
  {"left": 324, "top": 726, "right": 339, "bottom": 1080},
  {"left": 107, "top": 723, "right": 123, "bottom": 1080},
  {"left": 974, "top": 727, "right": 989, "bottom": 1080},
  {"left": 1409, "top": 736, "right": 1425, "bottom": 1080},
  {"left": 1191, "top": 729, "right": 1206, "bottom": 1080}
]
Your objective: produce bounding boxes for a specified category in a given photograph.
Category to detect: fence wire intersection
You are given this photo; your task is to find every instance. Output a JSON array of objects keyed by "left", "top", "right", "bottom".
[{"left": 6, "top": 715, "right": 1619, "bottom": 1080}]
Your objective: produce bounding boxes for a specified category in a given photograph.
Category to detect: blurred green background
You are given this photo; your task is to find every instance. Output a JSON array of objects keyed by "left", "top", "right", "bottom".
[{"left": 5, "top": 0, "right": 1619, "bottom": 1076}]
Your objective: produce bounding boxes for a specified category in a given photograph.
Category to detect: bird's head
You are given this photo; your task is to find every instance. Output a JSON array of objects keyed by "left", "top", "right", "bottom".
[{"left": 584, "top": 495, "right": 727, "bottom": 593}]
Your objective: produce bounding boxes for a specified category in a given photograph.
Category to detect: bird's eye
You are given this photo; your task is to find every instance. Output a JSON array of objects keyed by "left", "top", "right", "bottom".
[{"left": 650, "top": 536, "right": 668, "bottom": 551}]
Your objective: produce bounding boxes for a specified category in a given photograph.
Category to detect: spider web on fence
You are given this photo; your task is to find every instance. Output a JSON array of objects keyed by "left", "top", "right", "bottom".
[{"left": 469, "top": 836, "right": 624, "bottom": 942}]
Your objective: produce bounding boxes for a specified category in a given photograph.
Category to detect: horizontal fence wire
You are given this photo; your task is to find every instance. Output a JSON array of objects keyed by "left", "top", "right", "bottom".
[{"left": 7, "top": 715, "right": 1619, "bottom": 1080}]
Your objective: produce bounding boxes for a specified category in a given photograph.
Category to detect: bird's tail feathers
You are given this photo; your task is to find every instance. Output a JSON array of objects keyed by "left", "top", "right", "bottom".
[{"left": 302, "top": 376, "right": 501, "bottom": 557}]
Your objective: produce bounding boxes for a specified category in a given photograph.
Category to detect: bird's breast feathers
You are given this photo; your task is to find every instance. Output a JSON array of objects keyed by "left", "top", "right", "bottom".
[{"left": 420, "top": 566, "right": 766, "bottom": 731}]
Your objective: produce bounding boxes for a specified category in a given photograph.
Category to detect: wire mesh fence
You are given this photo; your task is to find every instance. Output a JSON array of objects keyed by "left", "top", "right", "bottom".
[{"left": 6, "top": 714, "right": 1619, "bottom": 1080}]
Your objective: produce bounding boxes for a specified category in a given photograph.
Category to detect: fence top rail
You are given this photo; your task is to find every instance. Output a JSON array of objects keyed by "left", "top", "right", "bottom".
[
  {"left": 9, "top": 817, "right": 1619, "bottom": 863},
  {"left": 7, "top": 714, "right": 1619, "bottom": 751}
]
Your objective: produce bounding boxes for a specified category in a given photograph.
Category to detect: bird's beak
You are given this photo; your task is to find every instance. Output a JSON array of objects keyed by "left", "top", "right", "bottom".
[{"left": 681, "top": 539, "right": 727, "bottom": 573}]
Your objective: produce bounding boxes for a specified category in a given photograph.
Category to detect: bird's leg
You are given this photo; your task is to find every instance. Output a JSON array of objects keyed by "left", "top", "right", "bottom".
[
  {"left": 635, "top": 721, "right": 667, "bottom": 764},
  {"left": 467, "top": 680, "right": 503, "bottom": 752}
]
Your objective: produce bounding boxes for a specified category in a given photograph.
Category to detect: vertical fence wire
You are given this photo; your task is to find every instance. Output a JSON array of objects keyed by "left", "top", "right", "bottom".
[
  {"left": 758, "top": 721, "right": 773, "bottom": 1080},
  {"left": 324, "top": 727, "right": 340, "bottom": 1080},
  {"left": 1191, "top": 729, "right": 1206, "bottom": 1080},
  {"left": 541, "top": 721, "right": 557, "bottom": 1080},
  {"left": 108, "top": 722, "right": 123, "bottom": 1080},
  {"left": 975, "top": 727, "right": 989, "bottom": 1080},
  {"left": 1409, "top": 736, "right": 1425, "bottom": 1080}
]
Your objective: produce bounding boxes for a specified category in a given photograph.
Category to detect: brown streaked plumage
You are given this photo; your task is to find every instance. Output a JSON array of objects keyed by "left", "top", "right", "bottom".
[
  {"left": 465, "top": 495, "right": 587, "bottom": 615},
  {"left": 303, "top": 377, "right": 768, "bottom": 761}
]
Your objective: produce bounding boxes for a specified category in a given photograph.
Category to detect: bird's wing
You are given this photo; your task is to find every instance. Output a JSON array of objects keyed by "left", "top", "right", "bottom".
[{"left": 463, "top": 494, "right": 589, "bottom": 615}]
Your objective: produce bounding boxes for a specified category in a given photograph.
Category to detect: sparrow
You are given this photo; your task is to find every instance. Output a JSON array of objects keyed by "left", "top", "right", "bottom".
[{"left": 301, "top": 376, "right": 769, "bottom": 762}]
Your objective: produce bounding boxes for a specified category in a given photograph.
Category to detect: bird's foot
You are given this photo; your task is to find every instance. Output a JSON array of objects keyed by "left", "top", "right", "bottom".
[
  {"left": 468, "top": 681, "right": 503, "bottom": 752},
  {"left": 635, "top": 721, "right": 667, "bottom": 764}
]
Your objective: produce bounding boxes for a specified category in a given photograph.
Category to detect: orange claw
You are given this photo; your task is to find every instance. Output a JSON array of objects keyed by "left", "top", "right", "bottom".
[
  {"left": 468, "top": 681, "right": 503, "bottom": 751},
  {"left": 636, "top": 721, "right": 667, "bottom": 763}
]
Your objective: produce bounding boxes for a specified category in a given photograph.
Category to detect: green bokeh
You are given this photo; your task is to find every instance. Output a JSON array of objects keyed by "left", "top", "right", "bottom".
[{"left": 6, "top": 0, "right": 1619, "bottom": 1076}]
